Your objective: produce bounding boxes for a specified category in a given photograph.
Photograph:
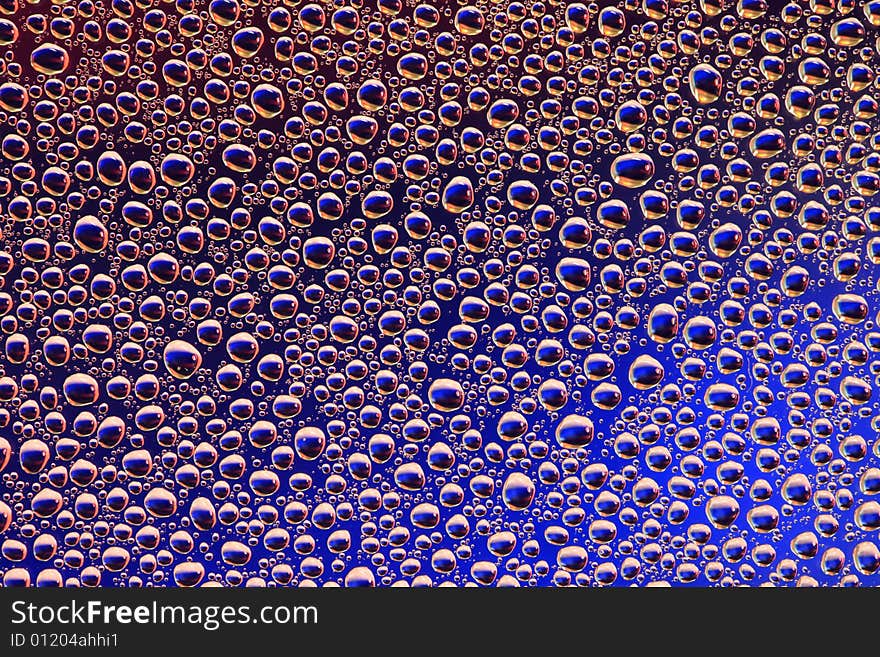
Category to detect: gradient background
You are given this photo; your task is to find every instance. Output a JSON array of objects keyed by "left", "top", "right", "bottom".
[{"left": 0, "top": 0, "right": 878, "bottom": 587}]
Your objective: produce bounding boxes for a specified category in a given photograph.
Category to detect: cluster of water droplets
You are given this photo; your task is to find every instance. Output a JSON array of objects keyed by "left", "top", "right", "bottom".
[{"left": 2, "top": 0, "right": 880, "bottom": 586}]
